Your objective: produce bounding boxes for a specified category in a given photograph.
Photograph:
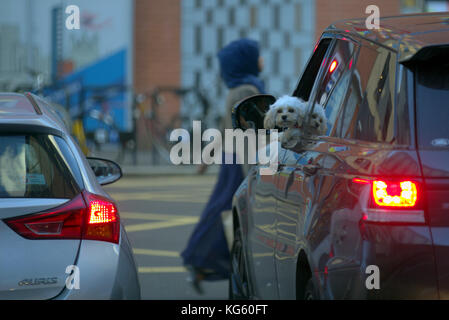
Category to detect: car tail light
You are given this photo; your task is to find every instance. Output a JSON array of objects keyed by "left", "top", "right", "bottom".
[
  {"left": 372, "top": 180, "right": 418, "bottom": 208},
  {"left": 352, "top": 178, "right": 425, "bottom": 223},
  {"left": 4, "top": 192, "right": 120, "bottom": 244},
  {"left": 83, "top": 192, "right": 120, "bottom": 244}
]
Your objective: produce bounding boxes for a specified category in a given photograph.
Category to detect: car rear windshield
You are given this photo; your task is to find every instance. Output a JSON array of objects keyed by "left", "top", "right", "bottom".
[
  {"left": 0, "top": 134, "right": 80, "bottom": 198},
  {"left": 0, "top": 94, "right": 36, "bottom": 114},
  {"left": 415, "top": 61, "right": 449, "bottom": 149}
]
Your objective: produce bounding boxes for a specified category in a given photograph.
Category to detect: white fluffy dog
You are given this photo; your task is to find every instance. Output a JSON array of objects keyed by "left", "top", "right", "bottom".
[
  {"left": 304, "top": 103, "right": 328, "bottom": 137},
  {"left": 264, "top": 96, "right": 329, "bottom": 149},
  {"left": 264, "top": 95, "right": 307, "bottom": 148},
  {"left": 264, "top": 95, "right": 307, "bottom": 130}
]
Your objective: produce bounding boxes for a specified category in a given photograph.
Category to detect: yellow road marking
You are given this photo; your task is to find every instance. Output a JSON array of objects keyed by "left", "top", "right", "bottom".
[
  {"left": 121, "top": 212, "right": 198, "bottom": 221},
  {"left": 107, "top": 177, "right": 216, "bottom": 189},
  {"left": 138, "top": 266, "right": 187, "bottom": 273},
  {"left": 125, "top": 217, "right": 198, "bottom": 232},
  {"left": 110, "top": 192, "right": 208, "bottom": 203},
  {"left": 133, "top": 248, "right": 180, "bottom": 257}
]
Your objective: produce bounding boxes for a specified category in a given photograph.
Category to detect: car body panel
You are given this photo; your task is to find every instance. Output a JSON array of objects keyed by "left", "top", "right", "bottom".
[{"left": 0, "top": 220, "right": 80, "bottom": 299}]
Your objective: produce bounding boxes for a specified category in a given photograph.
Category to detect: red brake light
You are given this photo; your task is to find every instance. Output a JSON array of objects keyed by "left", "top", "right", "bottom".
[
  {"left": 355, "top": 179, "right": 425, "bottom": 224},
  {"left": 88, "top": 200, "right": 117, "bottom": 224},
  {"left": 84, "top": 193, "right": 120, "bottom": 244},
  {"left": 352, "top": 178, "right": 370, "bottom": 184},
  {"left": 4, "top": 192, "right": 120, "bottom": 244},
  {"left": 329, "top": 60, "right": 338, "bottom": 73},
  {"left": 372, "top": 180, "right": 418, "bottom": 208}
]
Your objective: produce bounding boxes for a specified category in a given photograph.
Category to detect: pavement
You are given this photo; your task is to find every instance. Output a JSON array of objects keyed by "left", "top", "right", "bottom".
[{"left": 103, "top": 174, "right": 229, "bottom": 300}]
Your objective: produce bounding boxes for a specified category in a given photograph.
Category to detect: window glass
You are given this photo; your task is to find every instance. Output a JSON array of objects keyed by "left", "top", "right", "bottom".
[
  {"left": 293, "top": 38, "right": 332, "bottom": 102},
  {"left": 312, "top": 39, "right": 355, "bottom": 136},
  {"left": 0, "top": 134, "right": 80, "bottom": 198},
  {"left": 415, "top": 61, "right": 449, "bottom": 149},
  {"left": 337, "top": 44, "right": 396, "bottom": 143},
  {"left": 396, "top": 67, "right": 412, "bottom": 145}
]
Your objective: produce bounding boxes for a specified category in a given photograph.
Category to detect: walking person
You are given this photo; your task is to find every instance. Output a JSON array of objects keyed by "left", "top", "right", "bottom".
[{"left": 181, "top": 38, "right": 265, "bottom": 294}]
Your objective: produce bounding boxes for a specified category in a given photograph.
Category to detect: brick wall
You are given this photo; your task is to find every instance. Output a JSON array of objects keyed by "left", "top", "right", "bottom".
[
  {"left": 315, "top": 0, "right": 401, "bottom": 39},
  {"left": 134, "top": 0, "right": 181, "bottom": 149}
]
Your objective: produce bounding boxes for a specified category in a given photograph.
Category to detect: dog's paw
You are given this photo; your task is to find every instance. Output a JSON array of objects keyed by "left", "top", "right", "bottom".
[{"left": 281, "top": 128, "right": 301, "bottom": 148}]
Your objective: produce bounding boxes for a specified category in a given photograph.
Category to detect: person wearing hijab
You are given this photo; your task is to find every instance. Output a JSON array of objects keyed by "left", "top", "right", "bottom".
[{"left": 181, "top": 38, "right": 264, "bottom": 294}]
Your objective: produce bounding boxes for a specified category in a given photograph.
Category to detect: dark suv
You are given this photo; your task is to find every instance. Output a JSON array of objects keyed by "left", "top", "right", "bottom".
[{"left": 230, "top": 12, "right": 449, "bottom": 299}]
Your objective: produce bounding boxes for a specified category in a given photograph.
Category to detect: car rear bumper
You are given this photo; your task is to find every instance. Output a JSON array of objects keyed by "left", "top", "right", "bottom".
[
  {"left": 327, "top": 223, "right": 439, "bottom": 299},
  {"left": 54, "top": 227, "right": 140, "bottom": 300}
]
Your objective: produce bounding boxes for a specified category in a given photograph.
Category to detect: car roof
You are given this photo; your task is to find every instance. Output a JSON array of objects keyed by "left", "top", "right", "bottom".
[
  {"left": 0, "top": 92, "right": 69, "bottom": 135},
  {"left": 326, "top": 12, "right": 449, "bottom": 62}
]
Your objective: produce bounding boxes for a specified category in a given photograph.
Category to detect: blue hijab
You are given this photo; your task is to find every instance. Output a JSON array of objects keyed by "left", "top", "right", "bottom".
[{"left": 217, "top": 38, "right": 265, "bottom": 94}]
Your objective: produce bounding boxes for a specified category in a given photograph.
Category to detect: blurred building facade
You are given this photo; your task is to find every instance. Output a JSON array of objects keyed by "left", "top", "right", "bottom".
[{"left": 1, "top": 0, "right": 448, "bottom": 150}]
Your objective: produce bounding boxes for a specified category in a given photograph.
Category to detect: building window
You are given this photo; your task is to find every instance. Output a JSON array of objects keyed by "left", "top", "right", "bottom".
[
  {"left": 272, "top": 50, "right": 280, "bottom": 75},
  {"left": 195, "top": 71, "right": 201, "bottom": 88},
  {"left": 195, "top": 26, "right": 202, "bottom": 54},
  {"left": 228, "top": 7, "right": 235, "bottom": 26},
  {"left": 217, "top": 27, "right": 224, "bottom": 51},
  {"left": 273, "top": 5, "right": 280, "bottom": 30},
  {"left": 295, "top": 3, "right": 302, "bottom": 31},
  {"left": 206, "top": 9, "right": 213, "bottom": 24},
  {"left": 250, "top": 6, "right": 257, "bottom": 28},
  {"left": 284, "top": 32, "right": 291, "bottom": 48},
  {"left": 206, "top": 55, "right": 213, "bottom": 70},
  {"left": 294, "top": 47, "right": 302, "bottom": 75},
  {"left": 261, "top": 30, "right": 269, "bottom": 48},
  {"left": 284, "top": 77, "right": 292, "bottom": 93}
]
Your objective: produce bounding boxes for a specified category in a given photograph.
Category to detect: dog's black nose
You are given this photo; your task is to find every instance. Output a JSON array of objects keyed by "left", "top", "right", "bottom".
[
  {"left": 315, "top": 123, "right": 319, "bottom": 128},
  {"left": 282, "top": 115, "right": 287, "bottom": 120}
]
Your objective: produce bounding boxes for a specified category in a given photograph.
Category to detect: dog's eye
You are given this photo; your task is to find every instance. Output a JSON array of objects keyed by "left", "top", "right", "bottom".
[
  {"left": 320, "top": 119, "right": 323, "bottom": 123},
  {"left": 277, "top": 109, "right": 283, "bottom": 114},
  {"left": 288, "top": 108, "right": 294, "bottom": 113},
  {"left": 312, "top": 114, "right": 317, "bottom": 119}
]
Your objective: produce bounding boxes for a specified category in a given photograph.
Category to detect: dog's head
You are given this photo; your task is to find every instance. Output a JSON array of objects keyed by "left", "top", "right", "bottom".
[
  {"left": 264, "top": 96, "right": 306, "bottom": 130},
  {"left": 304, "top": 104, "right": 328, "bottom": 136}
]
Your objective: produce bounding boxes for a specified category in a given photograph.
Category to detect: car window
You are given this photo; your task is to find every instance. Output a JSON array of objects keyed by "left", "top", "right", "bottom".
[
  {"left": 293, "top": 38, "right": 332, "bottom": 102},
  {"left": 337, "top": 43, "right": 396, "bottom": 143},
  {"left": 395, "top": 66, "right": 412, "bottom": 145},
  {"left": 415, "top": 61, "right": 449, "bottom": 149},
  {"left": 311, "top": 39, "right": 356, "bottom": 136},
  {"left": 0, "top": 134, "right": 80, "bottom": 198}
]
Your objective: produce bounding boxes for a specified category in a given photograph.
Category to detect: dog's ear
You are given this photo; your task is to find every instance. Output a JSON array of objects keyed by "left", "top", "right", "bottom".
[{"left": 264, "top": 109, "right": 276, "bottom": 129}]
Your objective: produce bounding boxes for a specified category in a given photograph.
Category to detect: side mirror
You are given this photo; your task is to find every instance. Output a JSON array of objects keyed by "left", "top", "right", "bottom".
[
  {"left": 87, "top": 157, "right": 122, "bottom": 186},
  {"left": 232, "top": 94, "right": 276, "bottom": 130}
]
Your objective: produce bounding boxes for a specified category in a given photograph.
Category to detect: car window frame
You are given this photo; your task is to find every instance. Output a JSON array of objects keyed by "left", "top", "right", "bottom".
[
  {"left": 309, "top": 34, "right": 360, "bottom": 137},
  {"left": 292, "top": 33, "right": 336, "bottom": 102}
]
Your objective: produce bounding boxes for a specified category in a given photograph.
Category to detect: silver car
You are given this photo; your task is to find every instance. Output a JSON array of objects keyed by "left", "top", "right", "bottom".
[{"left": 0, "top": 92, "right": 140, "bottom": 299}]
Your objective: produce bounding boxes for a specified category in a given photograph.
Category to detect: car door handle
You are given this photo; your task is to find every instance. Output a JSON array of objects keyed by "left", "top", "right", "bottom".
[{"left": 302, "top": 164, "right": 321, "bottom": 176}]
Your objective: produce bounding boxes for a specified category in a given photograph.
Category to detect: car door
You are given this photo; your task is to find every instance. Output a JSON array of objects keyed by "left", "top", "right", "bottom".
[
  {"left": 245, "top": 140, "right": 284, "bottom": 299},
  {"left": 274, "top": 35, "right": 358, "bottom": 299}
]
